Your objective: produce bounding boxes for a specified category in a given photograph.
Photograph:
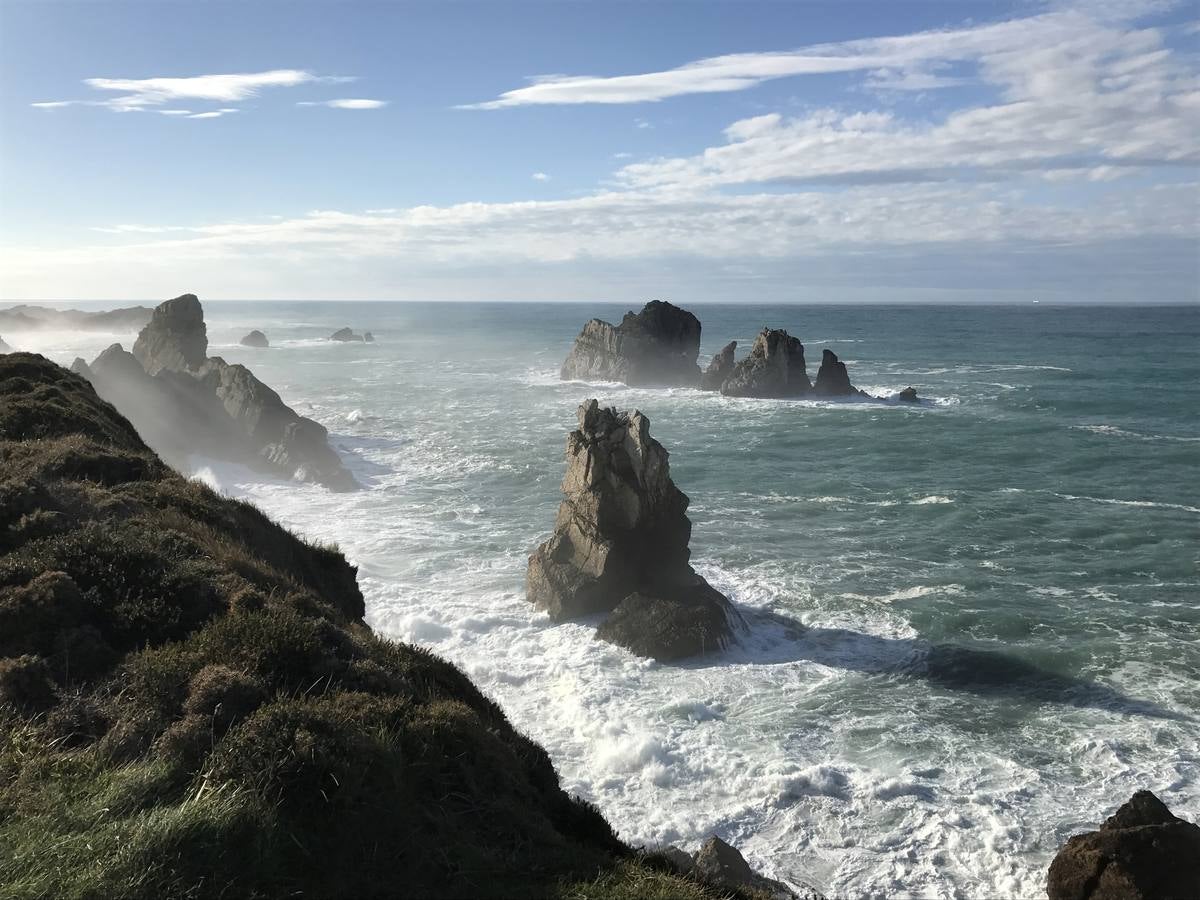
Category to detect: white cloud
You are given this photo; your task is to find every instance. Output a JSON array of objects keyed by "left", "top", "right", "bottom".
[
  {"left": 532, "top": 172, "right": 551, "bottom": 181},
  {"left": 297, "top": 98, "right": 388, "bottom": 109},
  {"left": 31, "top": 69, "right": 351, "bottom": 114},
  {"left": 461, "top": 4, "right": 1176, "bottom": 108},
  {"left": 186, "top": 109, "right": 239, "bottom": 119}
]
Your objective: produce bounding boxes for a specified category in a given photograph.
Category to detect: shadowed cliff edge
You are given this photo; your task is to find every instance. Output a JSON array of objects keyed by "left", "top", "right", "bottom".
[{"left": 0, "top": 353, "right": 782, "bottom": 899}]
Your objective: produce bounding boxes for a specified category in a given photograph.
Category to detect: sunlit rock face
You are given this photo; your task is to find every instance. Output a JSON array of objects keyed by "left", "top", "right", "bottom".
[
  {"left": 720, "top": 328, "right": 810, "bottom": 398},
  {"left": 560, "top": 300, "right": 703, "bottom": 387},
  {"left": 527, "top": 400, "right": 738, "bottom": 660}
]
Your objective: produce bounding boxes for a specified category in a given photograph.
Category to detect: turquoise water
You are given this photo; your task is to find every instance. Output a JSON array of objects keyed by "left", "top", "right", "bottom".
[{"left": 18, "top": 301, "right": 1200, "bottom": 898}]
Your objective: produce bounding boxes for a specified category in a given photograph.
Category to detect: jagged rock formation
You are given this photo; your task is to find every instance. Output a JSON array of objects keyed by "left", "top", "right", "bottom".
[
  {"left": 720, "top": 329, "right": 810, "bottom": 398},
  {"left": 1047, "top": 790, "right": 1200, "bottom": 900},
  {"left": 560, "top": 300, "right": 702, "bottom": 387},
  {"left": 0, "top": 352, "right": 724, "bottom": 899},
  {"left": 0, "top": 304, "right": 152, "bottom": 333},
  {"left": 526, "top": 400, "right": 738, "bottom": 660},
  {"left": 330, "top": 327, "right": 366, "bottom": 342},
  {"left": 76, "top": 294, "right": 357, "bottom": 491},
  {"left": 240, "top": 330, "right": 269, "bottom": 348},
  {"left": 896, "top": 386, "right": 920, "bottom": 403},
  {"left": 812, "top": 349, "right": 861, "bottom": 397},
  {"left": 700, "top": 341, "right": 736, "bottom": 391}
]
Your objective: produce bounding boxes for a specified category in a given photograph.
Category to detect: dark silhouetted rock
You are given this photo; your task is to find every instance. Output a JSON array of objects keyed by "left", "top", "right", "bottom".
[
  {"left": 0, "top": 304, "right": 152, "bottom": 333},
  {"left": 132, "top": 294, "right": 208, "bottom": 374},
  {"left": 526, "top": 400, "right": 738, "bottom": 660},
  {"left": 330, "top": 327, "right": 365, "bottom": 342},
  {"left": 812, "top": 349, "right": 857, "bottom": 397},
  {"left": 240, "top": 330, "right": 269, "bottom": 348},
  {"left": 363, "top": 331, "right": 375, "bottom": 342},
  {"left": 700, "top": 340, "right": 736, "bottom": 391},
  {"left": 78, "top": 297, "right": 357, "bottom": 491},
  {"left": 897, "top": 386, "right": 919, "bottom": 403},
  {"left": 1047, "top": 790, "right": 1200, "bottom": 900},
  {"left": 720, "top": 328, "right": 810, "bottom": 397},
  {"left": 560, "top": 300, "right": 702, "bottom": 387}
]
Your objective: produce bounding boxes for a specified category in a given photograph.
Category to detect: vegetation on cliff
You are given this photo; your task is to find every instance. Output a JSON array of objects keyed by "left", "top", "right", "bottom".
[{"left": 0, "top": 353, "right": 741, "bottom": 899}]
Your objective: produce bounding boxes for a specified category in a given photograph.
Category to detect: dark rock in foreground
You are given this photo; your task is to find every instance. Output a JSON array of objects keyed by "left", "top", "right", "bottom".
[
  {"left": 527, "top": 400, "right": 738, "bottom": 660},
  {"left": 700, "top": 340, "right": 736, "bottom": 391},
  {"left": 78, "top": 294, "right": 357, "bottom": 491},
  {"left": 240, "top": 329, "right": 269, "bottom": 348},
  {"left": 663, "top": 835, "right": 824, "bottom": 900},
  {"left": 720, "top": 328, "right": 810, "bottom": 398},
  {"left": 812, "top": 349, "right": 861, "bottom": 398},
  {"left": 560, "top": 300, "right": 702, "bottom": 387},
  {"left": 330, "top": 327, "right": 366, "bottom": 342},
  {"left": 1047, "top": 790, "right": 1200, "bottom": 900}
]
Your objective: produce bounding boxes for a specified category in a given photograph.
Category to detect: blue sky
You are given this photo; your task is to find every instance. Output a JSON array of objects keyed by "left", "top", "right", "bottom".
[{"left": 1, "top": 0, "right": 1197, "bottom": 302}]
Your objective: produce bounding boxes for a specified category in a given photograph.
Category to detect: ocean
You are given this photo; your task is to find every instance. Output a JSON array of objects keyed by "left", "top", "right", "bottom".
[{"left": 14, "top": 300, "right": 1200, "bottom": 898}]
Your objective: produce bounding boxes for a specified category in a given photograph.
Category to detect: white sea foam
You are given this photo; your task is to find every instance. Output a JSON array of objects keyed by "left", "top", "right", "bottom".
[{"left": 1071, "top": 424, "right": 1200, "bottom": 442}]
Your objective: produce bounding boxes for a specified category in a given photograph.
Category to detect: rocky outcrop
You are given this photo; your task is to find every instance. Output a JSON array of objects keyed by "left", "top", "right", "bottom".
[
  {"left": 240, "top": 330, "right": 269, "bottom": 348},
  {"left": 896, "top": 386, "right": 919, "bottom": 403},
  {"left": 662, "top": 835, "right": 824, "bottom": 900},
  {"left": 364, "top": 331, "right": 375, "bottom": 343},
  {"left": 526, "top": 400, "right": 738, "bottom": 660},
  {"left": 132, "top": 294, "right": 208, "bottom": 374},
  {"left": 330, "top": 327, "right": 365, "bottom": 342},
  {"left": 77, "top": 295, "right": 357, "bottom": 491},
  {"left": 812, "top": 349, "right": 860, "bottom": 397},
  {"left": 700, "top": 341, "right": 736, "bottom": 391},
  {"left": 560, "top": 301, "right": 702, "bottom": 387},
  {"left": 1047, "top": 791, "right": 1200, "bottom": 900},
  {"left": 720, "top": 329, "right": 810, "bottom": 398}
]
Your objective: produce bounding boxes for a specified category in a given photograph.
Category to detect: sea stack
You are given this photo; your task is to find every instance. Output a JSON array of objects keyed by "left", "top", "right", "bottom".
[
  {"left": 330, "top": 327, "right": 365, "bottom": 342},
  {"left": 700, "top": 341, "right": 737, "bottom": 391},
  {"left": 720, "top": 328, "right": 810, "bottom": 398},
  {"left": 240, "top": 330, "right": 269, "bottom": 348},
  {"left": 1047, "top": 790, "right": 1200, "bottom": 900},
  {"left": 560, "top": 300, "right": 703, "bottom": 387},
  {"left": 812, "top": 349, "right": 859, "bottom": 397},
  {"left": 526, "top": 400, "right": 739, "bottom": 660},
  {"left": 78, "top": 294, "right": 358, "bottom": 491}
]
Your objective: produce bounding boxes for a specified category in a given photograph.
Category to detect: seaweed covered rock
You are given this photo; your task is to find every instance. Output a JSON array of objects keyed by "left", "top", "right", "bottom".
[
  {"left": 1047, "top": 790, "right": 1200, "bottom": 900},
  {"left": 812, "top": 349, "right": 859, "bottom": 398},
  {"left": 700, "top": 341, "right": 737, "bottom": 391},
  {"left": 0, "top": 353, "right": 724, "bottom": 900},
  {"left": 240, "top": 330, "right": 269, "bottom": 348},
  {"left": 720, "top": 329, "right": 810, "bottom": 398},
  {"left": 561, "top": 300, "right": 703, "bottom": 387},
  {"left": 77, "top": 295, "right": 357, "bottom": 491},
  {"left": 527, "top": 400, "right": 738, "bottom": 660}
]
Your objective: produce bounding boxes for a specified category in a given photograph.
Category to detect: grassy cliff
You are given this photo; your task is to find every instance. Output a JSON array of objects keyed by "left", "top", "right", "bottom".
[{"left": 0, "top": 353, "right": 730, "bottom": 899}]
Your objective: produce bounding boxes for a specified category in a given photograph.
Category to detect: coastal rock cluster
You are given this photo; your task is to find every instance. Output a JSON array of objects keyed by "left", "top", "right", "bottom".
[
  {"left": 72, "top": 294, "right": 357, "bottom": 491},
  {"left": 0, "top": 303, "right": 152, "bottom": 333},
  {"left": 1047, "top": 790, "right": 1200, "bottom": 899},
  {"left": 527, "top": 399, "right": 740, "bottom": 660},
  {"left": 560, "top": 300, "right": 920, "bottom": 402},
  {"left": 330, "top": 327, "right": 374, "bottom": 342}
]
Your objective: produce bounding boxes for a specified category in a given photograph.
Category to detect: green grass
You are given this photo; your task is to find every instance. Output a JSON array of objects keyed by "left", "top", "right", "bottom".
[{"left": 0, "top": 354, "right": 740, "bottom": 899}]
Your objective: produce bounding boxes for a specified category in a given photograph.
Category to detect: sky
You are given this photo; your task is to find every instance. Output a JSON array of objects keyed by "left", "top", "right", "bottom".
[{"left": 0, "top": 0, "right": 1197, "bottom": 303}]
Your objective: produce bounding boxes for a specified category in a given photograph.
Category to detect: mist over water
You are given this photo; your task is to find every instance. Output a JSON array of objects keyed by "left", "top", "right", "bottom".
[{"left": 21, "top": 301, "right": 1200, "bottom": 898}]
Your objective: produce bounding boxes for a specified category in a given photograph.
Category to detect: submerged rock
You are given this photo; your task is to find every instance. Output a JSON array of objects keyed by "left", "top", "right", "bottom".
[
  {"left": 560, "top": 300, "right": 702, "bottom": 387},
  {"left": 240, "top": 330, "right": 269, "bottom": 348},
  {"left": 720, "top": 328, "right": 810, "bottom": 398},
  {"left": 330, "top": 327, "right": 365, "bottom": 342},
  {"left": 700, "top": 340, "right": 736, "bottom": 391},
  {"left": 1047, "top": 790, "right": 1200, "bottom": 900},
  {"left": 812, "top": 349, "right": 858, "bottom": 397},
  {"left": 526, "top": 400, "right": 738, "bottom": 660},
  {"left": 132, "top": 293, "right": 208, "bottom": 375},
  {"left": 79, "top": 296, "right": 357, "bottom": 491}
]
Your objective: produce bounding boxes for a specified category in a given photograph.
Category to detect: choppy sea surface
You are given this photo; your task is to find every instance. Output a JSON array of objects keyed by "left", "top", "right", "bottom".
[{"left": 15, "top": 301, "right": 1200, "bottom": 898}]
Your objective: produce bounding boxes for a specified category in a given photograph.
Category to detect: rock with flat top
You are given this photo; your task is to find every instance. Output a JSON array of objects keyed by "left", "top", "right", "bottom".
[
  {"left": 720, "top": 328, "right": 810, "bottom": 397},
  {"left": 526, "top": 400, "right": 737, "bottom": 660},
  {"left": 700, "top": 341, "right": 737, "bottom": 391},
  {"left": 1047, "top": 790, "right": 1200, "bottom": 900},
  {"left": 560, "top": 301, "right": 702, "bottom": 387}
]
